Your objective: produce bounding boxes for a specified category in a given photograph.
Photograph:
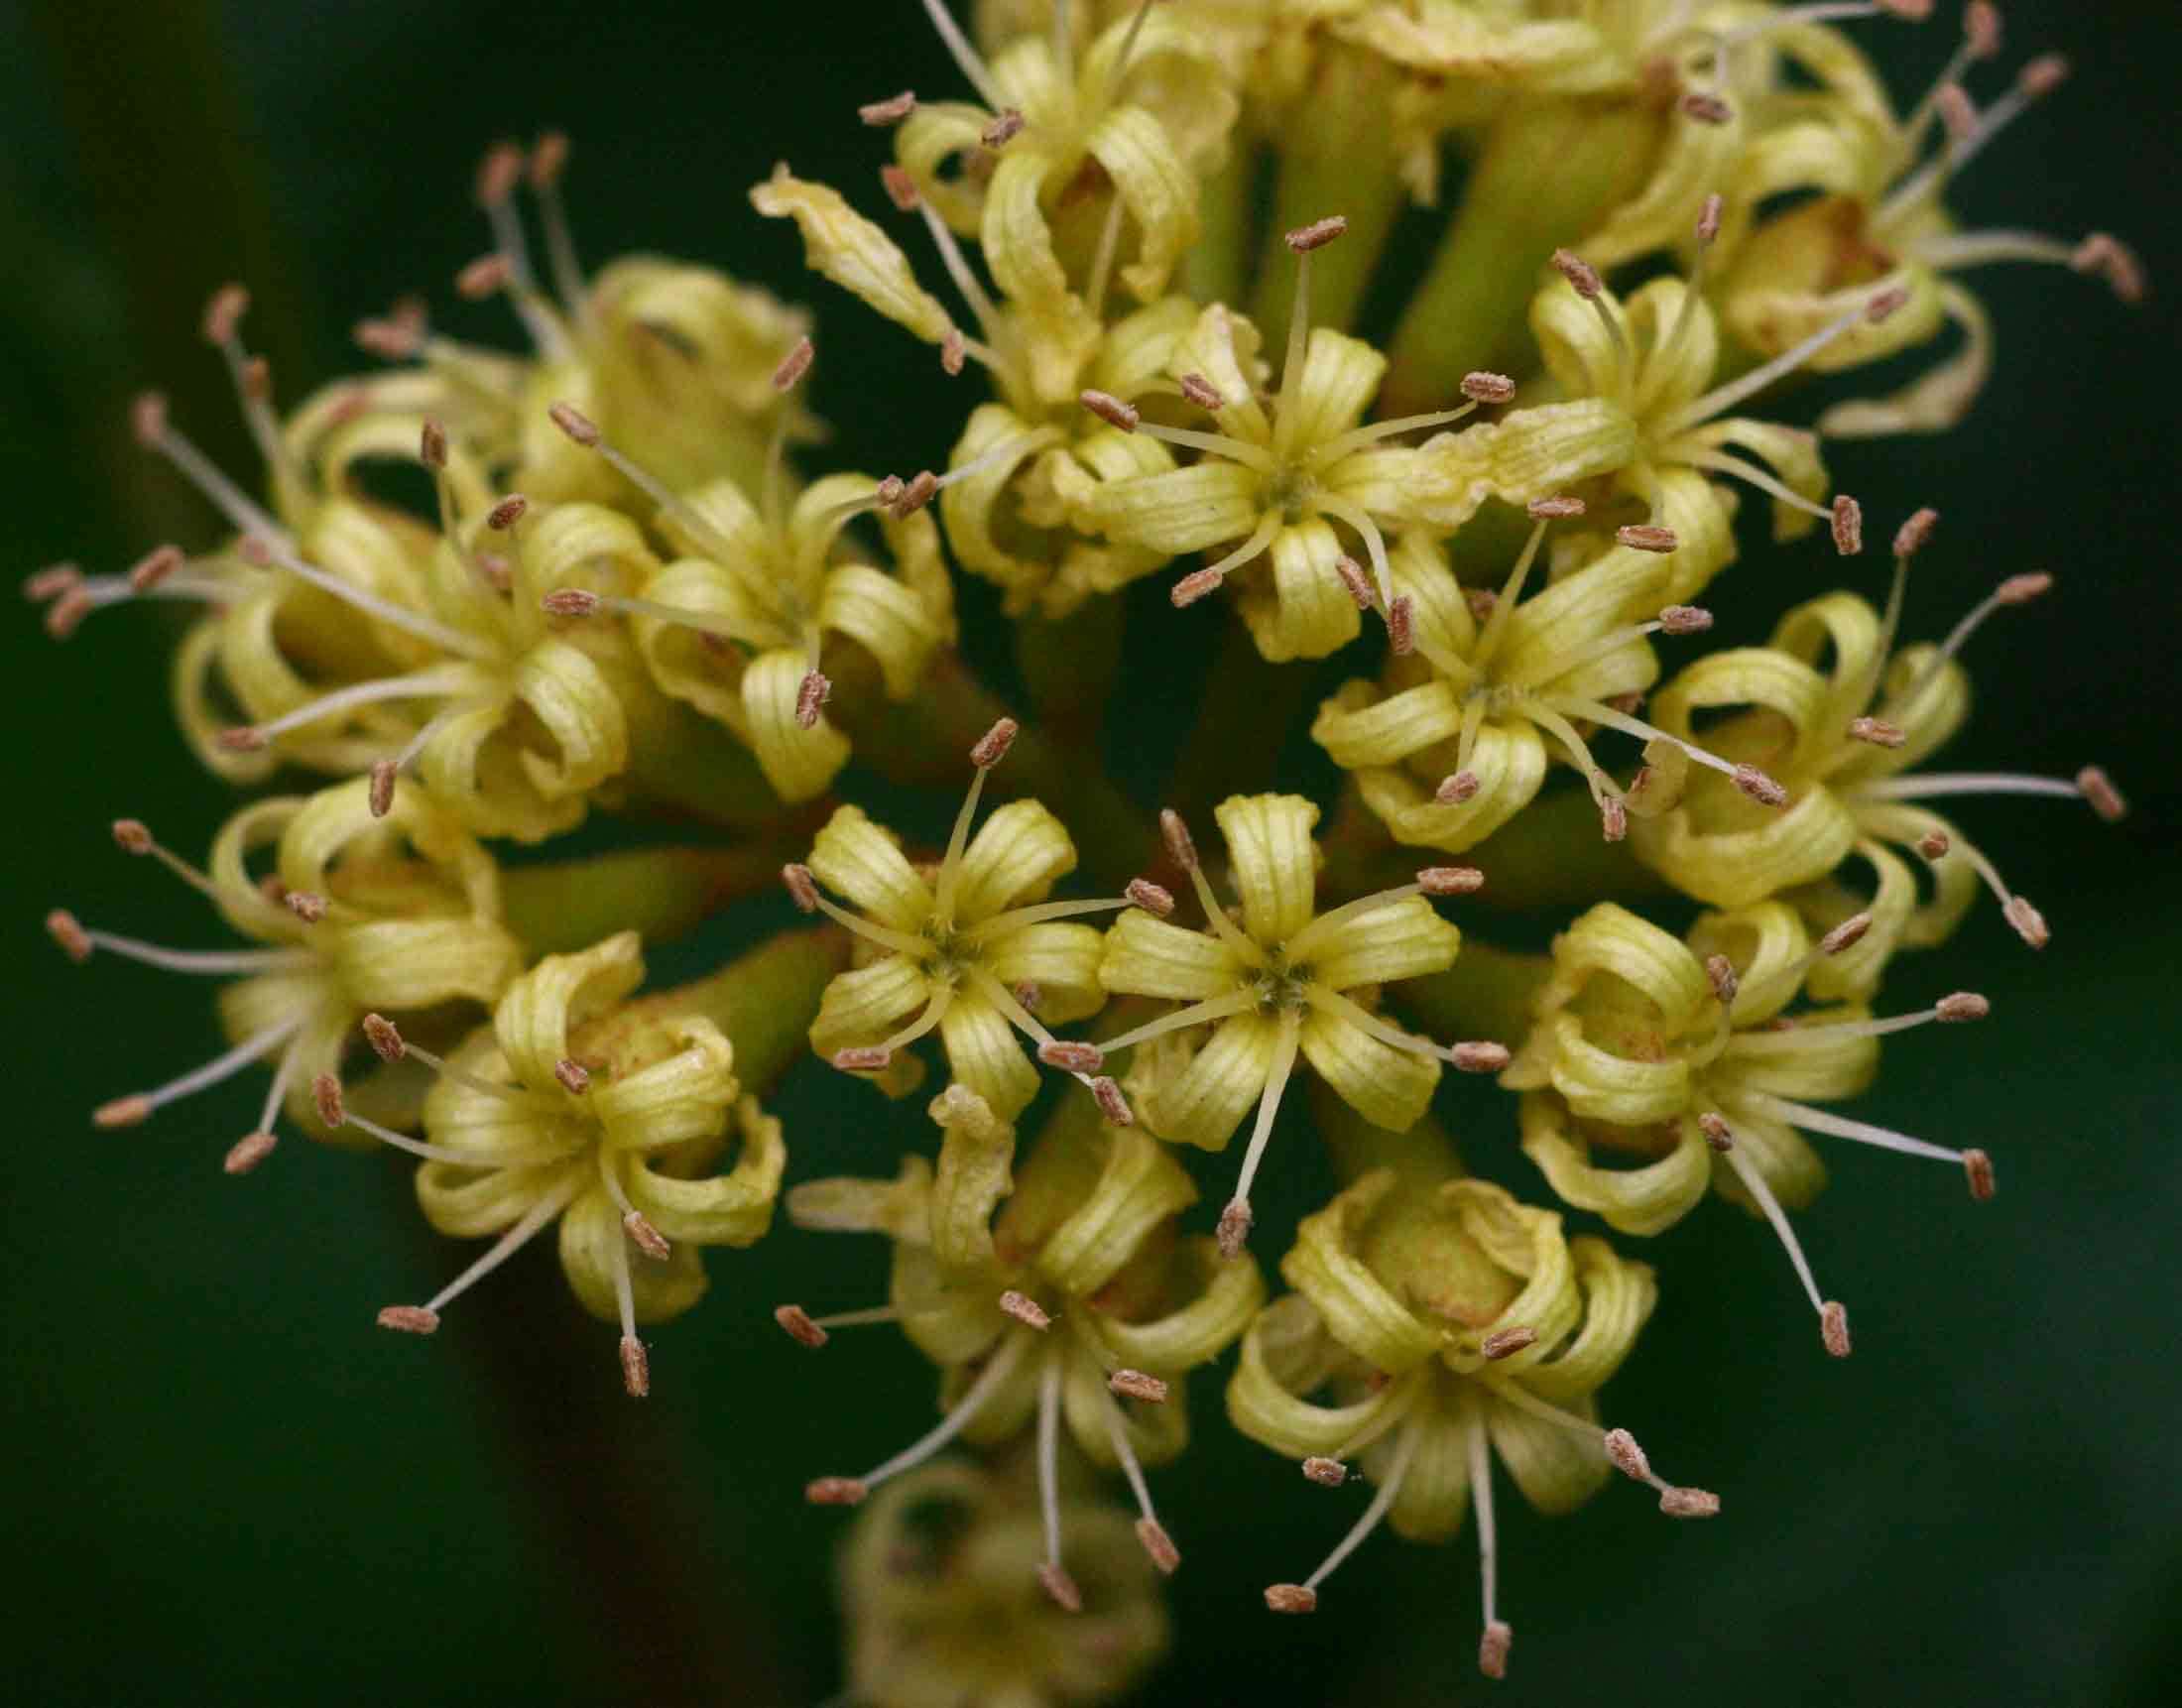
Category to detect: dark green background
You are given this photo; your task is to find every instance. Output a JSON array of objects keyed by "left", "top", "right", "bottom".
[{"left": 4, "top": 3, "right": 2176, "bottom": 1704}]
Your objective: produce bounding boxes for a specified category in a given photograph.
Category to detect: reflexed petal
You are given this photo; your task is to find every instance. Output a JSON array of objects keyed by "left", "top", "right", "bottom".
[
  {"left": 494, "top": 931, "right": 648, "bottom": 1094},
  {"left": 1518, "top": 1234, "right": 1656, "bottom": 1403},
  {"left": 743, "top": 647, "right": 851, "bottom": 802},
  {"left": 1084, "top": 104, "right": 1199, "bottom": 304},
  {"left": 750, "top": 166, "right": 955, "bottom": 346},
  {"left": 559, "top": 1185, "right": 710, "bottom": 1325},
  {"left": 1282, "top": 1170, "right": 1446, "bottom": 1376},
  {"left": 1226, "top": 1294, "right": 1406, "bottom": 1459},
  {"left": 1142, "top": 1013, "right": 1276, "bottom": 1152},
  {"left": 927, "top": 1083, "right": 1016, "bottom": 1272},
  {"left": 1090, "top": 1235, "right": 1262, "bottom": 1374},
  {"left": 1518, "top": 1093, "right": 1712, "bottom": 1237},
  {"left": 593, "top": 1019, "right": 739, "bottom": 1152},
  {"left": 622, "top": 1096, "right": 785, "bottom": 1247}
]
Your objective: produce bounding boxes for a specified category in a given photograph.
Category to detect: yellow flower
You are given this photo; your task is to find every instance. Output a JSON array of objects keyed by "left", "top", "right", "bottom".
[
  {"left": 1230, "top": 1161, "right": 1707, "bottom": 1680},
  {"left": 56, "top": 779, "right": 521, "bottom": 1166},
  {"left": 789, "top": 719, "right": 1136, "bottom": 1121},
  {"left": 1630, "top": 515, "right": 2124, "bottom": 986},
  {"left": 787, "top": 1082, "right": 1263, "bottom": 1603},
  {"left": 1504, "top": 899, "right": 2000, "bottom": 1353},
  {"left": 351, "top": 930, "right": 779, "bottom": 1396},
  {"left": 1091, "top": 793, "right": 1492, "bottom": 1249}
]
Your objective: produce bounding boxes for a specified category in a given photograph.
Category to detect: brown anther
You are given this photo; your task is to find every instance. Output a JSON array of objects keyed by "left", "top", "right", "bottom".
[
  {"left": 486, "top": 495, "right": 529, "bottom": 532},
  {"left": 215, "top": 725, "right": 267, "bottom": 753},
  {"left": 979, "top": 107, "right": 1026, "bottom": 148},
  {"left": 1660, "top": 1486, "right": 1722, "bottom": 1519},
  {"left": 112, "top": 818, "right": 154, "bottom": 855},
  {"left": 1265, "top": 1584, "right": 1319, "bottom": 1614},
  {"left": 1733, "top": 765, "right": 1788, "bottom": 807},
  {"left": 259, "top": 876, "right": 290, "bottom": 907},
  {"left": 1039, "top": 1040, "right": 1106, "bottom": 1077},
  {"left": 874, "top": 475, "right": 906, "bottom": 509},
  {"left": 240, "top": 356, "right": 272, "bottom": 403},
  {"left": 1874, "top": 1, "right": 1932, "bottom": 20},
  {"left": 1301, "top": 1457, "right": 1348, "bottom": 1487},
  {"left": 354, "top": 316, "right": 423, "bottom": 360},
  {"left": 1936, "top": 83, "right": 1979, "bottom": 145},
  {"left": 361, "top": 1013, "right": 406, "bottom": 1064},
  {"left": 2076, "top": 766, "right": 2126, "bottom": 822},
  {"left": 1893, "top": 507, "right": 1940, "bottom": 557},
  {"left": 1819, "top": 913, "right": 1872, "bottom": 955},
  {"left": 1657, "top": 604, "right": 1712, "bottom": 635},
  {"left": 1963, "top": 1149, "right": 1996, "bottom": 1202},
  {"left": 783, "top": 863, "right": 819, "bottom": 913},
  {"left": 890, "top": 469, "right": 939, "bottom": 517},
  {"left": 552, "top": 1057, "right": 592, "bottom": 1096},
  {"left": 121, "top": 545, "right": 184, "bottom": 598},
  {"left": 311, "top": 1073, "right": 346, "bottom": 1128},
  {"left": 1331, "top": 555, "right": 1375, "bottom": 610},
  {"left": 547, "top": 401, "right": 601, "bottom": 446},
  {"left": 284, "top": 890, "right": 328, "bottom": 924},
  {"left": 1169, "top": 567, "right": 1224, "bottom": 609},
  {"left": 1964, "top": 0, "right": 2001, "bottom": 57},
  {"left": 1079, "top": 389, "right": 1140, "bottom": 432},
  {"left": 1603, "top": 1428, "right": 1650, "bottom": 1481},
  {"left": 1698, "top": 1112, "right": 1734, "bottom": 1153},
  {"left": 776, "top": 1304, "right": 828, "bottom": 1348},
  {"left": 880, "top": 164, "right": 920, "bottom": 211},
  {"left": 1479, "top": 1621, "right": 1514, "bottom": 1680},
  {"left": 45, "top": 586, "right": 93, "bottom": 639},
  {"left": 1482, "top": 1325, "right": 1536, "bottom": 1361},
  {"left": 2002, "top": 895, "right": 2050, "bottom": 948},
  {"left": 1109, "top": 1369, "right": 1168, "bottom": 1404},
  {"left": 1704, "top": 953, "right": 1739, "bottom": 1006},
  {"left": 1179, "top": 372, "right": 1225, "bottom": 411},
  {"left": 805, "top": 1477, "right": 869, "bottom": 1506},
  {"left": 1125, "top": 878, "right": 1174, "bottom": 916},
  {"left": 529, "top": 130, "right": 570, "bottom": 189},
  {"left": 969, "top": 717, "right": 1019, "bottom": 771},
  {"left": 377, "top": 1305, "right": 440, "bottom": 1335},
  {"left": 998, "top": 1289, "right": 1052, "bottom": 1332},
  {"left": 475, "top": 140, "right": 525, "bottom": 207},
  {"left": 237, "top": 536, "right": 276, "bottom": 567},
  {"left": 1916, "top": 830, "right": 1952, "bottom": 860},
  {"left": 201, "top": 283, "right": 250, "bottom": 346},
  {"left": 1680, "top": 90, "right": 1733, "bottom": 124},
  {"left": 47, "top": 909, "right": 92, "bottom": 963},
  {"left": 1460, "top": 371, "right": 1516, "bottom": 405},
  {"left": 1696, "top": 191, "right": 1725, "bottom": 246},
  {"left": 1936, "top": 992, "right": 1991, "bottom": 1023},
  {"left": 223, "top": 1131, "right": 279, "bottom": 1175},
  {"left": 130, "top": 391, "right": 169, "bottom": 448},
  {"left": 1158, "top": 808, "right": 1198, "bottom": 870},
  {"left": 940, "top": 327, "right": 965, "bottom": 375},
  {"left": 1436, "top": 772, "right": 1481, "bottom": 805},
  {"left": 1216, "top": 1199, "right": 1253, "bottom": 1259},
  {"left": 832, "top": 1045, "right": 893, "bottom": 1072},
  {"left": 1829, "top": 494, "right": 1865, "bottom": 556},
  {"left": 1451, "top": 1040, "right": 1512, "bottom": 1075},
  {"left": 1418, "top": 865, "right": 1485, "bottom": 896},
  {"left": 1997, "top": 571, "right": 2052, "bottom": 604},
  {"left": 859, "top": 89, "right": 917, "bottom": 126},
  {"left": 455, "top": 253, "right": 514, "bottom": 300},
  {"left": 25, "top": 563, "right": 83, "bottom": 602},
  {"left": 1847, "top": 716, "right": 1905, "bottom": 748},
  {"left": 619, "top": 1336, "right": 651, "bottom": 1399},
  {"left": 1821, "top": 1300, "right": 1852, "bottom": 1357},
  {"left": 795, "top": 670, "right": 831, "bottom": 730},
  {"left": 1387, "top": 594, "right": 1415, "bottom": 657},
  {"left": 1136, "top": 1519, "right": 1180, "bottom": 1575},
  {"left": 2070, "top": 234, "right": 2147, "bottom": 305},
  {"left": 1600, "top": 796, "right": 1629, "bottom": 842},
  {"left": 2018, "top": 53, "right": 2069, "bottom": 99},
  {"left": 541, "top": 588, "right": 602, "bottom": 618},
  {"left": 368, "top": 761, "right": 398, "bottom": 819},
  {"left": 1090, "top": 1076, "right": 1134, "bottom": 1127},
  {"left": 1284, "top": 215, "right": 1348, "bottom": 253},
  {"left": 1618, "top": 524, "right": 1679, "bottom": 553},
  {"left": 1550, "top": 248, "right": 1603, "bottom": 299},
  {"left": 93, "top": 1094, "right": 154, "bottom": 1130},
  {"left": 1866, "top": 285, "right": 1911, "bottom": 322},
  {"left": 1037, "top": 1564, "right": 1083, "bottom": 1613},
  {"left": 761, "top": 335, "right": 814, "bottom": 398}
]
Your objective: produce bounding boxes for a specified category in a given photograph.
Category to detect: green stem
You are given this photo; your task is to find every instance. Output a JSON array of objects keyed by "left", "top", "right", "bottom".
[
  {"left": 667, "top": 927, "right": 851, "bottom": 1093},
  {"left": 1163, "top": 612, "right": 1313, "bottom": 819},
  {"left": 502, "top": 843, "right": 796, "bottom": 957},
  {"left": 1181, "top": 143, "right": 1256, "bottom": 306},
  {"left": 1014, "top": 592, "right": 1125, "bottom": 748},
  {"left": 1309, "top": 1080, "right": 1464, "bottom": 1188}
]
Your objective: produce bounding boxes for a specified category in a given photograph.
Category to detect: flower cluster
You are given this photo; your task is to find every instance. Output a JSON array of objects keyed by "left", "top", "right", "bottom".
[{"left": 32, "top": 2, "right": 2140, "bottom": 1700}]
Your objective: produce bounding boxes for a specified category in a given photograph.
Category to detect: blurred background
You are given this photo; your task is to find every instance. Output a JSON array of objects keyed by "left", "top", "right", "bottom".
[{"left": 2, "top": 2, "right": 2177, "bottom": 1703}]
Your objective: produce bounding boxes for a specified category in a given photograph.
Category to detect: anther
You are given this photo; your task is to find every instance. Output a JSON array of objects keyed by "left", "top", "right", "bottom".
[
  {"left": 880, "top": 165, "right": 919, "bottom": 211},
  {"left": 1963, "top": 1149, "right": 1997, "bottom": 1201},
  {"left": 1265, "top": 1584, "right": 1319, "bottom": 1614},
  {"left": 1079, "top": 389, "right": 1140, "bottom": 432},
  {"left": 201, "top": 283, "right": 249, "bottom": 346},
  {"left": 2018, "top": 53, "right": 2068, "bottom": 99},
  {"left": 1937, "top": 83, "right": 1979, "bottom": 145},
  {"left": 93, "top": 1095, "right": 154, "bottom": 1130},
  {"left": 1696, "top": 191, "right": 1724, "bottom": 246},
  {"left": 311, "top": 1073, "right": 345, "bottom": 1128},
  {"left": 1285, "top": 216, "right": 1348, "bottom": 253},
  {"left": 1387, "top": 595, "right": 1415, "bottom": 656},
  {"left": 1618, "top": 524, "right": 1679, "bottom": 553},
  {"left": 1550, "top": 248, "right": 1603, "bottom": 299},
  {"left": 859, "top": 89, "right": 917, "bottom": 125},
  {"left": 940, "top": 327, "right": 965, "bottom": 374},
  {"left": 1875, "top": 1, "right": 1932, "bottom": 20},
  {"left": 455, "top": 254, "right": 514, "bottom": 300},
  {"left": 970, "top": 717, "right": 1019, "bottom": 769},
  {"left": 530, "top": 130, "right": 569, "bottom": 187},
  {"left": 1418, "top": 866, "right": 1485, "bottom": 895},
  {"left": 1600, "top": 796, "right": 1629, "bottom": 842},
  {"left": 890, "top": 469, "right": 939, "bottom": 517},
  {"left": 47, "top": 910, "right": 91, "bottom": 963},
  {"left": 378, "top": 1305, "right": 440, "bottom": 1335},
  {"left": 419, "top": 419, "right": 449, "bottom": 470},
  {"left": 1704, "top": 953, "right": 1739, "bottom": 1006},
  {"left": 2002, "top": 895, "right": 2049, "bottom": 948},
  {"left": 1603, "top": 1428, "right": 1649, "bottom": 1481},
  {"left": 1660, "top": 1487, "right": 1722, "bottom": 1518},
  {"left": 113, "top": 818, "right": 154, "bottom": 854},
  {"left": 2071, "top": 235, "right": 2147, "bottom": 305},
  {"left": 1038, "top": 1040, "right": 1104, "bottom": 1075},
  {"left": 1436, "top": 772, "right": 1481, "bottom": 805},
  {"left": 1178, "top": 372, "right": 1225, "bottom": 410},
  {"left": 1301, "top": 1457, "right": 1348, "bottom": 1487},
  {"left": 128, "top": 545, "right": 185, "bottom": 592},
  {"left": 1936, "top": 992, "right": 1991, "bottom": 1023},
  {"left": 216, "top": 725, "right": 268, "bottom": 753},
  {"left": 223, "top": 1132, "right": 278, "bottom": 1175},
  {"left": 487, "top": 495, "right": 529, "bottom": 531},
  {"left": 475, "top": 140, "right": 525, "bottom": 207},
  {"left": 1482, "top": 1326, "right": 1536, "bottom": 1360},
  {"left": 553, "top": 1057, "right": 592, "bottom": 1095},
  {"left": 131, "top": 391, "right": 169, "bottom": 449},
  {"left": 1965, "top": 1, "right": 2000, "bottom": 57},
  {"left": 546, "top": 401, "right": 601, "bottom": 446},
  {"left": 1820, "top": 913, "right": 1872, "bottom": 954},
  {"left": 874, "top": 474, "right": 906, "bottom": 508},
  {"left": 1917, "top": 830, "right": 1952, "bottom": 860},
  {"left": 805, "top": 1477, "right": 869, "bottom": 1506},
  {"left": 24, "top": 564, "right": 82, "bottom": 602},
  {"left": 1658, "top": 605, "right": 1712, "bottom": 635},
  {"left": 1698, "top": 1112, "right": 1734, "bottom": 1153},
  {"left": 1137, "top": 1519, "right": 1181, "bottom": 1575},
  {"left": 1867, "top": 286, "right": 1910, "bottom": 321},
  {"left": 1733, "top": 765, "right": 1788, "bottom": 807},
  {"left": 362, "top": 1013, "right": 405, "bottom": 1063},
  {"left": 1460, "top": 371, "right": 1516, "bottom": 405},
  {"left": 766, "top": 334, "right": 814, "bottom": 394},
  {"left": 1109, "top": 1369, "right": 1168, "bottom": 1403},
  {"left": 980, "top": 107, "right": 1026, "bottom": 149},
  {"left": 1125, "top": 878, "right": 1174, "bottom": 916},
  {"left": 1997, "top": 571, "right": 2052, "bottom": 604},
  {"left": 285, "top": 890, "right": 327, "bottom": 924},
  {"left": 2077, "top": 766, "right": 2126, "bottom": 822},
  {"left": 368, "top": 761, "right": 398, "bottom": 818},
  {"left": 1451, "top": 1041, "right": 1512, "bottom": 1073},
  {"left": 795, "top": 671, "right": 831, "bottom": 730},
  {"left": 1893, "top": 507, "right": 1940, "bottom": 557},
  {"left": 1090, "top": 1076, "right": 1134, "bottom": 1126},
  {"left": 833, "top": 1045, "right": 893, "bottom": 1072},
  {"left": 1680, "top": 91, "right": 1733, "bottom": 124},
  {"left": 1037, "top": 1564, "right": 1083, "bottom": 1613},
  {"left": 45, "top": 587, "right": 93, "bottom": 639},
  {"left": 1831, "top": 495, "right": 1864, "bottom": 556},
  {"left": 1479, "top": 1622, "right": 1514, "bottom": 1680},
  {"left": 783, "top": 864, "right": 819, "bottom": 914},
  {"left": 1821, "top": 1300, "right": 1852, "bottom": 1358},
  {"left": 1159, "top": 808, "right": 1198, "bottom": 870},
  {"left": 1848, "top": 716, "right": 1905, "bottom": 747},
  {"left": 240, "top": 356, "right": 272, "bottom": 403},
  {"left": 1170, "top": 567, "right": 1225, "bottom": 607},
  {"left": 777, "top": 1304, "right": 828, "bottom": 1347},
  {"left": 619, "top": 1336, "right": 651, "bottom": 1399},
  {"left": 1216, "top": 1199, "right": 1254, "bottom": 1259},
  {"left": 542, "top": 588, "right": 602, "bottom": 618},
  {"left": 999, "top": 1289, "right": 1051, "bottom": 1331}
]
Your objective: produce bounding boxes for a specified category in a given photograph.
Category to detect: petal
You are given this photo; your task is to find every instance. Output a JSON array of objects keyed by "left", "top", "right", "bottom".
[
  {"left": 494, "top": 931, "right": 647, "bottom": 1094},
  {"left": 1236, "top": 515, "right": 1364, "bottom": 664},
  {"left": 1518, "top": 1092, "right": 1713, "bottom": 1237},
  {"left": 1169, "top": 303, "right": 1271, "bottom": 445},
  {"left": 1281, "top": 1170, "right": 1446, "bottom": 1375},
  {"left": 1710, "top": 1107, "right": 1827, "bottom": 1214},
  {"left": 1088, "top": 1236, "right": 1263, "bottom": 1373},
  {"left": 593, "top": 1019, "right": 740, "bottom": 1153},
  {"left": 1298, "top": 1008, "right": 1442, "bottom": 1134},
  {"left": 1485, "top": 1388, "right": 1610, "bottom": 1515},
  {"left": 808, "top": 955, "right": 932, "bottom": 1058},
  {"left": 1079, "top": 459, "right": 1264, "bottom": 555},
  {"left": 1299, "top": 896, "right": 1461, "bottom": 991},
  {"left": 936, "top": 402, "right": 1073, "bottom": 591},
  {"left": 622, "top": 1095, "right": 784, "bottom": 1247},
  {"left": 787, "top": 1156, "right": 930, "bottom": 1239},
  {"left": 808, "top": 805, "right": 934, "bottom": 930},
  {"left": 953, "top": 798, "right": 1079, "bottom": 923},
  {"left": 416, "top": 1157, "right": 577, "bottom": 1241},
  {"left": 982, "top": 921, "right": 1107, "bottom": 1025},
  {"left": 559, "top": 1185, "right": 710, "bottom": 1326},
  {"left": 980, "top": 146, "right": 1102, "bottom": 404},
  {"left": 938, "top": 993, "right": 1041, "bottom": 1122},
  {"left": 1818, "top": 280, "right": 1994, "bottom": 438},
  {"left": 1037, "top": 1125, "right": 1199, "bottom": 1298},
  {"left": 739, "top": 647, "right": 851, "bottom": 802},
  {"left": 1226, "top": 1294, "right": 1405, "bottom": 1460},
  {"left": 819, "top": 562, "right": 947, "bottom": 699},
  {"left": 1142, "top": 1014, "right": 1274, "bottom": 1153},
  {"left": 1517, "top": 1233, "right": 1657, "bottom": 1403},
  {"left": 510, "top": 637, "right": 631, "bottom": 803},
  {"left": 1213, "top": 792, "right": 1320, "bottom": 944},
  {"left": 749, "top": 165, "right": 954, "bottom": 345},
  {"left": 1100, "top": 913, "right": 1244, "bottom": 1002},
  {"left": 1286, "top": 328, "right": 1388, "bottom": 451},
  {"left": 926, "top": 1083, "right": 1016, "bottom": 1272},
  {"left": 1066, "top": 1338, "right": 1191, "bottom": 1470},
  {"left": 1083, "top": 104, "right": 1199, "bottom": 304},
  {"left": 1404, "top": 399, "right": 1640, "bottom": 531},
  {"left": 1384, "top": 1401, "right": 1477, "bottom": 1542},
  {"left": 1311, "top": 677, "right": 1464, "bottom": 772},
  {"left": 1350, "top": 711, "right": 1549, "bottom": 856}
]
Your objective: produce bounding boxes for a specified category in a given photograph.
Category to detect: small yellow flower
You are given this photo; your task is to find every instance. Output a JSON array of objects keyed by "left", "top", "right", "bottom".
[
  {"left": 352, "top": 930, "right": 779, "bottom": 1395},
  {"left": 1091, "top": 793, "right": 1494, "bottom": 1250},
  {"left": 789, "top": 719, "right": 1134, "bottom": 1121},
  {"left": 787, "top": 1082, "right": 1263, "bottom": 1602},
  {"left": 1230, "top": 1159, "right": 1706, "bottom": 1679},
  {"left": 1505, "top": 898, "right": 2000, "bottom": 1353},
  {"left": 56, "top": 778, "right": 521, "bottom": 1166}
]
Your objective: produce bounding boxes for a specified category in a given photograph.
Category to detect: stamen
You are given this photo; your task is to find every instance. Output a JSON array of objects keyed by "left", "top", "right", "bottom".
[
  {"left": 528, "top": 131, "right": 590, "bottom": 326},
  {"left": 1125, "top": 878, "right": 1174, "bottom": 916},
  {"left": 1468, "top": 1421, "right": 1509, "bottom": 1678},
  {"left": 221, "top": 665, "right": 477, "bottom": 750},
  {"left": 1267, "top": 1415, "right": 1421, "bottom": 1613},
  {"left": 1711, "top": 1115, "right": 1847, "bottom": 1354},
  {"left": 131, "top": 392, "right": 294, "bottom": 549},
  {"left": 1481, "top": 1326, "right": 1536, "bottom": 1360},
  {"left": 1332, "top": 554, "right": 1376, "bottom": 610},
  {"left": 1273, "top": 217, "right": 1346, "bottom": 462},
  {"left": 1882, "top": 568, "right": 2051, "bottom": 714},
  {"left": 917, "top": 0, "right": 1006, "bottom": 109},
  {"left": 1100, "top": 1384, "right": 1180, "bottom": 1575},
  {"left": 1302, "top": 1457, "right": 1348, "bottom": 1487},
  {"left": 810, "top": 1335, "right": 1030, "bottom": 1508},
  {"left": 1220, "top": 1009, "right": 1302, "bottom": 1257},
  {"left": 382, "top": 1171, "right": 584, "bottom": 1331},
  {"left": 1090, "top": 1076, "right": 1134, "bottom": 1126},
  {"left": 238, "top": 534, "right": 491, "bottom": 661},
  {"left": 1743, "top": 1091, "right": 1987, "bottom": 1177},
  {"left": 93, "top": 1015, "right": 303, "bottom": 1128},
  {"left": 859, "top": 90, "right": 917, "bottom": 126},
  {"left": 1034, "top": 1344, "right": 1073, "bottom": 1606},
  {"left": 1170, "top": 514, "right": 1283, "bottom": 607},
  {"left": 1662, "top": 289, "right": 1907, "bottom": 434}
]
